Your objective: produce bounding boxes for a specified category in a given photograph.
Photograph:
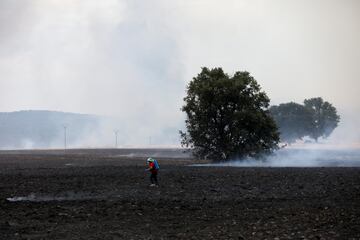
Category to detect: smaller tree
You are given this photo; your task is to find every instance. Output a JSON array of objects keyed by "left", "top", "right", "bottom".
[
  {"left": 269, "top": 102, "right": 313, "bottom": 143},
  {"left": 304, "top": 97, "right": 340, "bottom": 142}
]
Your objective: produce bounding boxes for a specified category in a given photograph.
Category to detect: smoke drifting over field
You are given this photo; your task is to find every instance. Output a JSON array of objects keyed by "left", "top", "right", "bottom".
[
  {"left": 0, "top": 0, "right": 359, "bottom": 147},
  {"left": 193, "top": 148, "right": 360, "bottom": 167},
  {"left": 6, "top": 191, "right": 102, "bottom": 202}
]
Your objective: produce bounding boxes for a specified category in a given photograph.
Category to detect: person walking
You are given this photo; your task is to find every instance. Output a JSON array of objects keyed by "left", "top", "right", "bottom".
[{"left": 146, "top": 157, "right": 159, "bottom": 187}]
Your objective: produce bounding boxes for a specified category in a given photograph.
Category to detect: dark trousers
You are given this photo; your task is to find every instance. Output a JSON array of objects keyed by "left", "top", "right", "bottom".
[{"left": 150, "top": 172, "right": 158, "bottom": 185}]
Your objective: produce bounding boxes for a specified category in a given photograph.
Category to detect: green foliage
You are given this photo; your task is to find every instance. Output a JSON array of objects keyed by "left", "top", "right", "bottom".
[
  {"left": 180, "top": 67, "right": 280, "bottom": 161},
  {"left": 304, "top": 97, "right": 340, "bottom": 142},
  {"left": 269, "top": 102, "right": 313, "bottom": 143},
  {"left": 270, "top": 98, "right": 340, "bottom": 143}
]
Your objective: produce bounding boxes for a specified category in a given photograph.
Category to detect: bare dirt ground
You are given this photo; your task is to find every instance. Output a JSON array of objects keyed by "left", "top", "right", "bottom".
[{"left": 0, "top": 149, "right": 359, "bottom": 239}]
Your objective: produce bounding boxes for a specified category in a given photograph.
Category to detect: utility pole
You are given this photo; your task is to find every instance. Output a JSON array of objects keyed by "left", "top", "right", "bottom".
[
  {"left": 63, "top": 125, "right": 67, "bottom": 150},
  {"left": 114, "top": 130, "right": 119, "bottom": 148}
]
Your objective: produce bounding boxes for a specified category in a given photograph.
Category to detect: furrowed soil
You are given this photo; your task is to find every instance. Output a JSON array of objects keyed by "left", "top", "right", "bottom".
[{"left": 0, "top": 149, "right": 359, "bottom": 239}]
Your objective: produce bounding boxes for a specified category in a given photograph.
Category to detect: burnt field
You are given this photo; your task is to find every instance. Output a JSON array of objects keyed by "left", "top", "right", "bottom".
[{"left": 0, "top": 149, "right": 359, "bottom": 239}]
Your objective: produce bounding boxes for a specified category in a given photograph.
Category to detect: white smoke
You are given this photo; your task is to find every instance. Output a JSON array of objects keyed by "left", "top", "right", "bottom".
[
  {"left": 6, "top": 191, "right": 103, "bottom": 202},
  {"left": 0, "top": 1, "right": 359, "bottom": 147},
  {"left": 192, "top": 145, "right": 360, "bottom": 167}
]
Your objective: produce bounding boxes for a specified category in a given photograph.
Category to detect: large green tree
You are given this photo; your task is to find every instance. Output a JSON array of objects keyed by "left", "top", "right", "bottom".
[
  {"left": 304, "top": 97, "right": 340, "bottom": 142},
  {"left": 180, "top": 67, "right": 279, "bottom": 161},
  {"left": 269, "top": 102, "right": 313, "bottom": 143}
]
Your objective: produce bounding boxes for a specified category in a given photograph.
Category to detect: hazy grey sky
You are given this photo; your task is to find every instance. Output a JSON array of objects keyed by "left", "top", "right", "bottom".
[{"left": 0, "top": 0, "right": 359, "bottom": 143}]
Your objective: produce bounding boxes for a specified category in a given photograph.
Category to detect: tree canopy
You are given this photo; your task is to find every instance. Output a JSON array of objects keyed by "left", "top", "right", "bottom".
[
  {"left": 304, "top": 97, "right": 340, "bottom": 142},
  {"left": 270, "top": 98, "right": 340, "bottom": 143},
  {"left": 180, "top": 67, "right": 279, "bottom": 161},
  {"left": 269, "top": 102, "right": 313, "bottom": 143}
]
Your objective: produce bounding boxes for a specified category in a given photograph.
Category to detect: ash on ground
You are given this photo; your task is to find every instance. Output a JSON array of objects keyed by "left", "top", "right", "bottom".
[{"left": 0, "top": 149, "right": 359, "bottom": 239}]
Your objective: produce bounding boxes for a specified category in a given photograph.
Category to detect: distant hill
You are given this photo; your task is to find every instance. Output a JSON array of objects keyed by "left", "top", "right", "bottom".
[{"left": 0, "top": 110, "right": 99, "bottom": 149}]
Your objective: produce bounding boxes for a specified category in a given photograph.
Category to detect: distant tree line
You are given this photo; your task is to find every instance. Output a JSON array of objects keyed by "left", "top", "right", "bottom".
[{"left": 269, "top": 97, "right": 340, "bottom": 143}]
